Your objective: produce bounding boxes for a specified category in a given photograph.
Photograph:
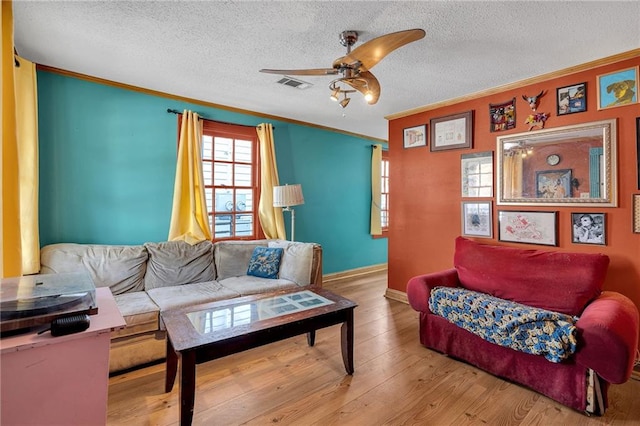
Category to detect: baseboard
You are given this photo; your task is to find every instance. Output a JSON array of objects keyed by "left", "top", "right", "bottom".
[
  {"left": 632, "top": 363, "right": 640, "bottom": 381},
  {"left": 384, "top": 288, "right": 408, "bottom": 304},
  {"left": 322, "top": 263, "right": 387, "bottom": 285}
]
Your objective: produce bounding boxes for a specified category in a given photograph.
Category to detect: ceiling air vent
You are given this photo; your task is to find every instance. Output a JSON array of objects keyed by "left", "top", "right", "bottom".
[{"left": 276, "top": 76, "right": 312, "bottom": 90}]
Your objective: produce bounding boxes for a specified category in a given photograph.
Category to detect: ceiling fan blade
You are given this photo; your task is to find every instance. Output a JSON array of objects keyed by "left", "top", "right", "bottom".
[
  {"left": 342, "top": 71, "right": 381, "bottom": 105},
  {"left": 259, "top": 68, "right": 338, "bottom": 76},
  {"left": 333, "top": 29, "right": 425, "bottom": 72}
]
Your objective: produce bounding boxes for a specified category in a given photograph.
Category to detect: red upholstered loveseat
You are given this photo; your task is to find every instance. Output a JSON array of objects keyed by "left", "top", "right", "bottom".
[{"left": 407, "top": 237, "right": 639, "bottom": 415}]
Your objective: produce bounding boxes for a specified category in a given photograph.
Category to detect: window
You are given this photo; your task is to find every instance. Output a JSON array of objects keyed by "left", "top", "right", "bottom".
[
  {"left": 381, "top": 150, "right": 389, "bottom": 232},
  {"left": 200, "top": 121, "right": 260, "bottom": 240}
]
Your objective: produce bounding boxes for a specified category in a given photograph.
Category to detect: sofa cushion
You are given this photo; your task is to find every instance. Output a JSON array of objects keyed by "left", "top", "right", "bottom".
[
  {"left": 40, "top": 243, "right": 148, "bottom": 295},
  {"left": 214, "top": 240, "right": 268, "bottom": 280},
  {"left": 219, "top": 275, "right": 299, "bottom": 296},
  {"left": 112, "top": 291, "right": 160, "bottom": 338},
  {"left": 453, "top": 236, "right": 609, "bottom": 316},
  {"left": 268, "top": 240, "right": 314, "bottom": 286},
  {"left": 146, "top": 281, "right": 240, "bottom": 312},
  {"left": 143, "top": 240, "right": 215, "bottom": 290},
  {"left": 247, "top": 247, "right": 283, "bottom": 279}
]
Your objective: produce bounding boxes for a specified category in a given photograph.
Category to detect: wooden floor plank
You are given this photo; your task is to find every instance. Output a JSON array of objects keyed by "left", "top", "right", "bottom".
[{"left": 107, "top": 272, "right": 640, "bottom": 425}]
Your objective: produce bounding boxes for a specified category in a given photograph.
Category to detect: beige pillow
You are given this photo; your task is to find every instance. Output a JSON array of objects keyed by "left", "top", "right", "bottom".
[
  {"left": 213, "top": 240, "right": 267, "bottom": 280},
  {"left": 40, "top": 243, "right": 148, "bottom": 295},
  {"left": 143, "top": 240, "right": 214, "bottom": 290},
  {"left": 268, "top": 240, "right": 314, "bottom": 285}
]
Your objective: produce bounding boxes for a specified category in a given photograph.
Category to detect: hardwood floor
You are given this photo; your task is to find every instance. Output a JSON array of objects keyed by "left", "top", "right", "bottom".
[{"left": 107, "top": 272, "right": 640, "bottom": 425}]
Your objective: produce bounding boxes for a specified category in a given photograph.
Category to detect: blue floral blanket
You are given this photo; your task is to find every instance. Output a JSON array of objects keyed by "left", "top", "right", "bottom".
[{"left": 428, "top": 286, "right": 578, "bottom": 362}]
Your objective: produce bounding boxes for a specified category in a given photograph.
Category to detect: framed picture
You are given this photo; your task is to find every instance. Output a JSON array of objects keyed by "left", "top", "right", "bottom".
[
  {"left": 571, "top": 213, "right": 606, "bottom": 245},
  {"left": 489, "top": 98, "right": 516, "bottom": 132},
  {"left": 597, "top": 66, "right": 639, "bottom": 110},
  {"left": 430, "top": 111, "right": 473, "bottom": 152},
  {"left": 634, "top": 194, "right": 640, "bottom": 234},
  {"left": 535, "top": 169, "right": 572, "bottom": 199},
  {"left": 403, "top": 124, "right": 427, "bottom": 149},
  {"left": 557, "top": 82, "right": 587, "bottom": 115},
  {"left": 498, "top": 210, "right": 558, "bottom": 246},
  {"left": 461, "top": 151, "right": 493, "bottom": 197},
  {"left": 461, "top": 201, "right": 493, "bottom": 238}
]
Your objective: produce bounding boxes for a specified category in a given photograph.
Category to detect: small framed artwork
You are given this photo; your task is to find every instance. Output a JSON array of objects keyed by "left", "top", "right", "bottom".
[
  {"left": 489, "top": 98, "right": 516, "bottom": 132},
  {"left": 536, "top": 169, "right": 572, "bottom": 199},
  {"left": 557, "top": 82, "right": 587, "bottom": 115},
  {"left": 634, "top": 194, "right": 640, "bottom": 234},
  {"left": 597, "top": 66, "right": 639, "bottom": 110},
  {"left": 430, "top": 111, "right": 473, "bottom": 152},
  {"left": 498, "top": 210, "right": 558, "bottom": 246},
  {"left": 461, "top": 201, "right": 493, "bottom": 238},
  {"left": 461, "top": 151, "right": 493, "bottom": 197},
  {"left": 571, "top": 213, "right": 606, "bottom": 245},
  {"left": 403, "top": 124, "right": 427, "bottom": 149}
]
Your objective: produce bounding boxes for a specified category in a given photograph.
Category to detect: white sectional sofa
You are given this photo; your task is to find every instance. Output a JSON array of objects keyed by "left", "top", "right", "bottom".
[{"left": 39, "top": 239, "right": 322, "bottom": 373}]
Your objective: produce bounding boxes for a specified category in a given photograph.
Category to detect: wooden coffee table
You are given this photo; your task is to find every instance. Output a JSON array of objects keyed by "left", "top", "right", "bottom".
[{"left": 161, "top": 287, "right": 357, "bottom": 426}]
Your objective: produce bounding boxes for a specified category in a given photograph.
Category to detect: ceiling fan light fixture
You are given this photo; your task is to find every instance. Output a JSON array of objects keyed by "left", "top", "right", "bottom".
[
  {"left": 364, "top": 91, "right": 374, "bottom": 103},
  {"left": 330, "top": 88, "right": 340, "bottom": 102}
]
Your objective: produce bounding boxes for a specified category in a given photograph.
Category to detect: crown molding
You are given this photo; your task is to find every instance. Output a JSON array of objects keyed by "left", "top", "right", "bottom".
[{"left": 35, "top": 64, "right": 387, "bottom": 144}]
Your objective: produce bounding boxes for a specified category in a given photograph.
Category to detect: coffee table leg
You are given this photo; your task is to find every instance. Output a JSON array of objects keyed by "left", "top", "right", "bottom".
[
  {"left": 306, "top": 330, "right": 316, "bottom": 346},
  {"left": 165, "top": 336, "right": 178, "bottom": 393},
  {"left": 341, "top": 308, "right": 354, "bottom": 374},
  {"left": 180, "top": 350, "right": 196, "bottom": 426}
]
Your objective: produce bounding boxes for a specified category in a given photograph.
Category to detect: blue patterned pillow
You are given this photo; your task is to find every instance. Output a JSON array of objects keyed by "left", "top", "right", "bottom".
[{"left": 247, "top": 247, "right": 284, "bottom": 279}]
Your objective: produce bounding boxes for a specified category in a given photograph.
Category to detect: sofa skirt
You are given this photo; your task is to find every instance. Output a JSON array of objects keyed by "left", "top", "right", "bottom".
[{"left": 419, "top": 312, "right": 608, "bottom": 414}]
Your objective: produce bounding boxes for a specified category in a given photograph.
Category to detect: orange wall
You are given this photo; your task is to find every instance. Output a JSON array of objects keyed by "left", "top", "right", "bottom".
[{"left": 388, "top": 56, "right": 640, "bottom": 333}]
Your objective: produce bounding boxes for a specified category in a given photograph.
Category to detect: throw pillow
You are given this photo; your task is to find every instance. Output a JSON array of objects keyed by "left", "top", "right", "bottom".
[
  {"left": 268, "top": 240, "right": 314, "bottom": 285},
  {"left": 247, "top": 247, "right": 284, "bottom": 279}
]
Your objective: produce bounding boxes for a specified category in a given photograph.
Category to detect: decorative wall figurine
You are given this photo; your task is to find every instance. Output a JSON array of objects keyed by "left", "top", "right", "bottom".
[
  {"left": 522, "top": 90, "right": 546, "bottom": 111},
  {"left": 525, "top": 112, "right": 549, "bottom": 131}
]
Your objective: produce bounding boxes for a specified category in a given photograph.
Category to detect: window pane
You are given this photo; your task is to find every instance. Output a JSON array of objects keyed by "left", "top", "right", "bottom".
[
  {"left": 214, "top": 137, "right": 233, "bottom": 161},
  {"left": 236, "top": 214, "right": 253, "bottom": 237},
  {"left": 235, "top": 140, "right": 252, "bottom": 163},
  {"left": 203, "top": 161, "right": 213, "bottom": 186},
  {"left": 202, "top": 135, "right": 213, "bottom": 160},
  {"left": 234, "top": 164, "right": 252, "bottom": 187},
  {"left": 205, "top": 188, "right": 213, "bottom": 212},
  {"left": 236, "top": 188, "right": 252, "bottom": 212},
  {"left": 214, "top": 214, "right": 232, "bottom": 238},
  {"left": 215, "top": 189, "right": 234, "bottom": 213},
  {"left": 214, "top": 162, "right": 232, "bottom": 186}
]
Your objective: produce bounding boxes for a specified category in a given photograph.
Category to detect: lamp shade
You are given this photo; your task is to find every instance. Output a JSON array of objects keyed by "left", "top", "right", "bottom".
[{"left": 273, "top": 184, "right": 304, "bottom": 208}]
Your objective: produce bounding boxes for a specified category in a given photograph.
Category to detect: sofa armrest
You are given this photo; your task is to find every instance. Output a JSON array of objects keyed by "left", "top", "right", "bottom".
[
  {"left": 575, "top": 291, "right": 640, "bottom": 384},
  {"left": 407, "top": 268, "right": 460, "bottom": 313}
]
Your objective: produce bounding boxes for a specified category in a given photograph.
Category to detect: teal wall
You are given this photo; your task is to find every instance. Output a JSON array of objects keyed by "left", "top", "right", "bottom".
[{"left": 36, "top": 70, "right": 387, "bottom": 274}]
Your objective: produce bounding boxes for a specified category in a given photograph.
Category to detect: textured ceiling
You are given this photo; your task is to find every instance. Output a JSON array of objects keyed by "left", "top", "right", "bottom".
[{"left": 12, "top": 1, "right": 640, "bottom": 141}]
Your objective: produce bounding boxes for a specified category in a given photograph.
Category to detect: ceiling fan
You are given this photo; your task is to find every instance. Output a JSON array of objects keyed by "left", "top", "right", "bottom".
[{"left": 260, "top": 28, "right": 426, "bottom": 108}]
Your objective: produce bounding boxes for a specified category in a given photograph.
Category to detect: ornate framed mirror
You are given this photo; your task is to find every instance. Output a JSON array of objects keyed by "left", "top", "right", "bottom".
[{"left": 496, "top": 119, "right": 617, "bottom": 207}]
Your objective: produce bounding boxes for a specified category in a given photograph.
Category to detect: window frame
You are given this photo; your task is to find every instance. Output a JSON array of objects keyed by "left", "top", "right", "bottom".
[
  {"left": 199, "top": 120, "right": 264, "bottom": 241},
  {"left": 374, "top": 149, "right": 389, "bottom": 238}
]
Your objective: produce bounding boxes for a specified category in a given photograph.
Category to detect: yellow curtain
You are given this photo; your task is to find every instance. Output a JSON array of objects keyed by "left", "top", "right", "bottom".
[
  {"left": 2, "top": 0, "right": 22, "bottom": 278},
  {"left": 15, "top": 55, "right": 39, "bottom": 274},
  {"left": 256, "top": 123, "right": 285, "bottom": 239},
  {"left": 370, "top": 144, "right": 382, "bottom": 235},
  {"left": 503, "top": 154, "right": 523, "bottom": 198},
  {"left": 168, "top": 110, "right": 212, "bottom": 244}
]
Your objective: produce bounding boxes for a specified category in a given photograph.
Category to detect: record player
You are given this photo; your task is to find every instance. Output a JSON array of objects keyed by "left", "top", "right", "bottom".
[{"left": 0, "top": 271, "right": 98, "bottom": 334}]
